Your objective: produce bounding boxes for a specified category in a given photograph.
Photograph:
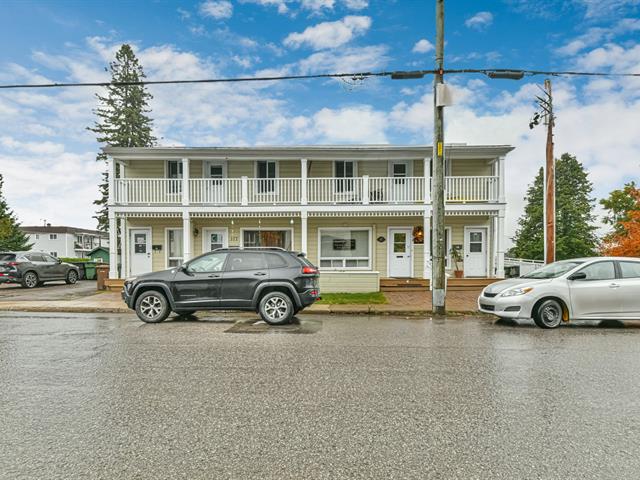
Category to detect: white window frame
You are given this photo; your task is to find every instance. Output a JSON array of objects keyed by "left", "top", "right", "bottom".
[
  {"left": 50, "top": 251, "right": 57, "bottom": 257},
  {"left": 318, "top": 227, "right": 372, "bottom": 270},
  {"left": 254, "top": 160, "right": 279, "bottom": 195},
  {"left": 165, "top": 227, "right": 184, "bottom": 268},
  {"left": 240, "top": 228, "right": 294, "bottom": 250},
  {"left": 201, "top": 227, "right": 229, "bottom": 254},
  {"left": 332, "top": 160, "right": 358, "bottom": 194},
  {"left": 49, "top": 234, "right": 57, "bottom": 240}
]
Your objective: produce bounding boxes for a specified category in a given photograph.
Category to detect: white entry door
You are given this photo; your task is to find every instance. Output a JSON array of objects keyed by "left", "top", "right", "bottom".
[
  {"left": 129, "top": 228, "right": 152, "bottom": 275},
  {"left": 202, "top": 228, "right": 228, "bottom": 253},
  {"left": 464, "top": 228, "right": 487, "bottom": 277},
  {"left": 388, "top": 228, "right": 412, "bottom": 277},
  {"left": 204, "top": 162, "right": 226, "bottom": 204}
]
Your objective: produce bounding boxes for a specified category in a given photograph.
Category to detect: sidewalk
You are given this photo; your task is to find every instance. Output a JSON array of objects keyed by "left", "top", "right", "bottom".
[{"left": 0, "top": 289, "right": 480, "bottom": 315}]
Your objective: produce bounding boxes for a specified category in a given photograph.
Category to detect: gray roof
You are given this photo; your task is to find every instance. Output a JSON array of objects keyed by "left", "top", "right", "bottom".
[{"left": 21, "top": 226, "right": 106, "bottom": 236}]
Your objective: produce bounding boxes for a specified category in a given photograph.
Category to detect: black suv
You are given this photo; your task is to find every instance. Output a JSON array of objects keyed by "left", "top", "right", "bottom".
[
  {"left": 123, "top": 248, "right": 320, "bottom": 325},
  {"left": 0, "top": 251, "right": 80, "bottom": 288}
]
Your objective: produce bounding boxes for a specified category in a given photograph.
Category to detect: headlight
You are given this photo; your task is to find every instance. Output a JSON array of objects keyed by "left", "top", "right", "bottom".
[{"left": 500, "top": 287, "right": 534, "bottom": 297}]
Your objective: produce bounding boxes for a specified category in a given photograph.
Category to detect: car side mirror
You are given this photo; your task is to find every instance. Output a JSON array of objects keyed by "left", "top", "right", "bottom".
[
  {"left": 569, "top": 272, "right": 587, "bottom": 281},
  {"left": 179, "top": 264, "right": 193, "bottom": 275}
]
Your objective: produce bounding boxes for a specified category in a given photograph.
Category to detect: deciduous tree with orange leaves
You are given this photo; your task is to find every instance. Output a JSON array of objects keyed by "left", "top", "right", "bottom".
[{"left": 601, "top": 186, "right": 640, "bottom": 257}]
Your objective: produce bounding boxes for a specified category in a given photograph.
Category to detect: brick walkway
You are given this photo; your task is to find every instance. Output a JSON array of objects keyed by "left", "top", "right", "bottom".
[{"left": 384, "top": 290, "right": 479, "bottom": 312}]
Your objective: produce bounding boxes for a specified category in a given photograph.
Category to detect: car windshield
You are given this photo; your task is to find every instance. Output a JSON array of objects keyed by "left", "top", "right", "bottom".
[{"left": 521, "top": 260, "right": 584, "bottom": 279}]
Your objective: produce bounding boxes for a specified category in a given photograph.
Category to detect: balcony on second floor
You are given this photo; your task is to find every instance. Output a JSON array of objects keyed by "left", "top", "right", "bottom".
[{"left": 112, "top": 175, "right": 501, "bottom": 206}]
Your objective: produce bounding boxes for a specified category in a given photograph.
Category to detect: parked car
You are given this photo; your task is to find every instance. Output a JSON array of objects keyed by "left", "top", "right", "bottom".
[
  {"left": 122, "top": 247, "right": 321, "bottom": 325},
  {"left": 0, "top": 251, "right": 80, "bottom": 288},
  {"left": 479, "top": 257, "right": 640, "bottom": 328}
]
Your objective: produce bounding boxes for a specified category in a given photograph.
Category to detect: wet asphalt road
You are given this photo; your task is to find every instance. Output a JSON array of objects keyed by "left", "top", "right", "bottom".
[
  {"left": 0, "top": 281, "right": 97, "bottom": 301},
  {"left": 1, "top": 312, "right": 640, "bottom": 479}
]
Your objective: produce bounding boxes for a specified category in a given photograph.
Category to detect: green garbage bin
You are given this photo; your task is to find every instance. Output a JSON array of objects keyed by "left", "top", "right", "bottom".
[{"left": 83, "top": 262, "right": 97, "bottom": 280}]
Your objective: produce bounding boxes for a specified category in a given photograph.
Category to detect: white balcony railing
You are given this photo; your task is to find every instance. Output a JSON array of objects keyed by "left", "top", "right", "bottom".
[
  {"left": 113, "top": 176, "right": 499, "bottom": 206},
  {"left": 444, "top": 176, "right": 498, "bottom": 203}
]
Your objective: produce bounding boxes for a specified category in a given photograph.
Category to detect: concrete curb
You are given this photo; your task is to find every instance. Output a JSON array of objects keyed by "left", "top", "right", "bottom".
[{"left": 0, "top": 305, "right": 480, "bottom": 316}]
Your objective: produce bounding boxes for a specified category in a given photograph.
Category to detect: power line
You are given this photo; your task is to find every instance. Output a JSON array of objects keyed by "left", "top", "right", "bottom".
[{"left": 0, "top": 68, "right": 638, "bottom": 90}]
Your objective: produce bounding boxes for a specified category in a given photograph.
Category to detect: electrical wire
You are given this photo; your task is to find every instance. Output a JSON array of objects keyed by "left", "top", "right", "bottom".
[{"left": 0, "top": 68, "right": 638, "bottom": 90}]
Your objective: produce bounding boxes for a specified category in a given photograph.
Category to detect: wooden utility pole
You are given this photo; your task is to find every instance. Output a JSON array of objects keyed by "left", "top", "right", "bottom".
[
  {"left": 432, "top": 0, "right": 446, "bottom": 314},
  {"left": 543, "top": 79, "right": 555, "bottom": 264}
]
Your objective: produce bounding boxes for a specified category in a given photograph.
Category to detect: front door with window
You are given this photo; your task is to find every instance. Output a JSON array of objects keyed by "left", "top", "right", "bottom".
[
  {"left": 334, "top": 160, "right": 355, "bottom": 195},
  {"left": 388, "top": 228, "right": 412, "bottom": 277},
  {"left": 256, "top": 160, "right": 277, "bottom": 194},
  {"left": 390, "top": 161, "right": 409, "bottom": 203},
  {"left": 130, "top": 228, "right": 152, "bottom": 275},
  {"left": 202, "top": 228, "right": 228, "bottom": 253},
  {"left": 204, "top": 162, "right": 225, "bottom": 203},
  {"left": 464, "top": 228, "right": 487, "bottom": 277}
]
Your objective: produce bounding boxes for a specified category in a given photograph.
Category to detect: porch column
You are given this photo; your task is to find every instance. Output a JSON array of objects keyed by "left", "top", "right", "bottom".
[
  {"left": 496, "top": 210, "right": 506, "bottom": 278},
  {"left": 423, "top": 157, "right": 431, "bottom": 204},
  {"left": 182, "top": 212, "right": 192, "bottom": 263},
  {"left": 492, "top": 215, "right": 499, "bottom": 277},
  {"left": 300, "top": 158, "right": 308, "bottom": 205},
  {"left": 301, "top": 211, "right": 308, "bottom": 254},
  {"left": 497, "top": 155, "right": 506, "bottom": 203},
  {"left": 423, "top": 207, "right": 432, "bottom": 286},
  {"left": 108, "top": 211, "right": 118, "bottom": 279},
  {"left": 119, "top": 217, "right": 127, "bottom": 278},
  {"left": 181, "top": 158, "right": 190, "bottom": 206},
  {"left": 107, "top": 156, "right": 116, "bottom": 205}
]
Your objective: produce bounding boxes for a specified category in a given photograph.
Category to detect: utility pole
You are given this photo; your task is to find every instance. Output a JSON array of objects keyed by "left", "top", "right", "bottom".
[
  {"left": 543, "top": 79, "right": 555, "bottom": 264},
  {"left": 432, "top": 0, "right": 446, "bottom": 314},
  {"left": 529, "top": 78, "right": 555, "bottom": 264}
]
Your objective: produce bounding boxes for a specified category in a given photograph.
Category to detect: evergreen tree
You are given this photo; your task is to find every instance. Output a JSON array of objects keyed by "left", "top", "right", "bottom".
[
  {"left": 600, "top": 181, "right": 638, "bottom": 236},
  {"left": 89, "top": 44, "right": 156, "bottom": 231},
  {"left": 0, "top": 174, "right": 33, "bottom": 251},
  {"left": 511, "top": 153, "right": 599, "bottom": 260}
]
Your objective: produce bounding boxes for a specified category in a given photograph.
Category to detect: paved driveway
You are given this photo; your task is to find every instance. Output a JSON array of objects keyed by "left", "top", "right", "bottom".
[
  {"left": 0, "top": 281, "right": 97, "bottom": 301},
  {"left": 1, "top": 312, "right": 640, "bottom": 479}
]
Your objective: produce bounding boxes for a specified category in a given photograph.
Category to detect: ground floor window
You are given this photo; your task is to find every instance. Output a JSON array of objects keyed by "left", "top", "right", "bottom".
[
  {"left": 167, "top": 228, "right": 184, "bottom": 267},
  {"left": 242, "top": 229, "right": 292, "bottom": 250},
  {"left": 319, "top": 228, "right": 370, "bottom": 269}
]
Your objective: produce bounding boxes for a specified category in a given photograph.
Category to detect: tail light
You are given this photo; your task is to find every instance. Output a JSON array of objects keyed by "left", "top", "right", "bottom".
[
  {"left": 6, "top": 262, "right": 19, "bottom": 267},
  {"left": 302, "top": 266, "right": 318, "bottom": 274}
]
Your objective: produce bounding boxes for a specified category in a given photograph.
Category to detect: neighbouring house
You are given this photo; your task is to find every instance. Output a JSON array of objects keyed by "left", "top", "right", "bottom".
[
  {"left": 103, "top": 144, "right": 512, "bottom": 293},
  {"left": 21, "top": 225, "right": 109, "bottom": 259}
]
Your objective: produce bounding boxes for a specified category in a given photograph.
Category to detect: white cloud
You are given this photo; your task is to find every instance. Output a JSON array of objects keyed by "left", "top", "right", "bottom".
[
  {"left": 296, "top": 45, "right": 389, "bottom": 73},
  {"left": 240, "top": 0, "right": 289, "bottom": 15},
  {"left": 465, "top": 11, "right": 494, "bottom": 30},
  {"left": 312, "top": 106, "right": 388, "bottom": 143},
  {"left": 199, "top": 0, "right": 233, "bottom": 19},
  {"left": 284, "top": 15, "right": 372, "bottom": 50},
  {"left": 343, "top": 0, "right": 368, "bottom": 9},
  {"left": 412, "top": 39, "right": 434, "bottom": 54},
  {"left": 575, "top": 0, "right": 640, "bottom": 18}
]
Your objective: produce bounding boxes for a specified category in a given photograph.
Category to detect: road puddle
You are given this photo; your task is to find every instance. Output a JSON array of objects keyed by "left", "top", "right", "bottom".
[{"left": 225, "top": 317, "right": 322, "bottom": 334}]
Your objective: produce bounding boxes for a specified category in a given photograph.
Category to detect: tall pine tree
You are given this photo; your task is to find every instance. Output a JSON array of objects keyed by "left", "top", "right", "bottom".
[
  {"left": 511, "top": 153, "right": 599, "bottom": 260},
  {"left": 89, "top": 44, "right": 156, "bottom": 231},
  {"left": 0, "top": 174, "right": 33, "bottom": 251}
]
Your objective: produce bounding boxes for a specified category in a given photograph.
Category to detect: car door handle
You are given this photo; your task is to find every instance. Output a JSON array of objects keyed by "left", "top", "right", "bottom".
[
  {"left": 254, "top": 272, "right": 267, "bottom": 276},
  {"left": 208, "top": 273, "right": 221, "bottom": 278},
  {"left": 609, "top": 283, "right": 620, "bottom": 288}
]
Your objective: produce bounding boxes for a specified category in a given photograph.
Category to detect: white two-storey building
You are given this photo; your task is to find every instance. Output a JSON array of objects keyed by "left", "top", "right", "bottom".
[{"left": 104, "top": 144, "right": 512, "bottom": 292}]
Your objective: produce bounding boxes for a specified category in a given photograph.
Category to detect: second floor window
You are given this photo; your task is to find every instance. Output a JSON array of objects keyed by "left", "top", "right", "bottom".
[
  {"left": 334, "top": 161, "right": 355, "bottom": 193},
  {"left": 49, "top": 234, "right": 57, "bottom": 240},
  {"left": 167, "top": 161, "right": 183, "bottom": 194},
  {"left": 256, "top": 160, "right": 276, "bottom": 193}
]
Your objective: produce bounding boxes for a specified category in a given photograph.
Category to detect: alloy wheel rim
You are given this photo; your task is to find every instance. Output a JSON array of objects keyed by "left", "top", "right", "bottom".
[
  {"left": 25, "top": 273, "right": 37, "bottom": 287},
  {"left": 140, "top": 295, "right": 163, "bottom": 319},
  {"left": 68, "top": 272, "right": 77, "bottom": 283},
  {"left": 264, "top": 296, "right": 288, "bottom": 321},
  {"left": 542, "top": 303, "right": 561, "bottom": 326}
]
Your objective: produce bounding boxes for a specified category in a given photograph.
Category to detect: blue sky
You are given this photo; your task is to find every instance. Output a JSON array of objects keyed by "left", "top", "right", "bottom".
[{"left": 1, "top": 0, "right": 639, "bottom": 237}]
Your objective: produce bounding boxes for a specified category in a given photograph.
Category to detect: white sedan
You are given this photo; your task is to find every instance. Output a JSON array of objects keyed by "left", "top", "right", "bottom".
[{"left": 478, "top": 257, "right": 640, "bottom": 328}]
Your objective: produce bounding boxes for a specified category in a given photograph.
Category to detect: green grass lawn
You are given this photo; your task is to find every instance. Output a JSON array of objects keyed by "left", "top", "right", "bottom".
[{"left": 317, "top": 292, "right": 388, "bottom": 305}]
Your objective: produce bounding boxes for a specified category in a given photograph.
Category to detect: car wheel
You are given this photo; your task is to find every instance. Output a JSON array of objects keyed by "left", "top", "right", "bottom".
[
  {"left": 65, "top": 270, "right": 78, "bottom": 285},
  {"left": 135, "top": 291, "right": 171, "bottom": 323},
  {"left": 533, "top": 299, "right": 563, "bottom": 329},
  {"left": 21, "top": 271, "right": 39, "bottom": 289},
  {"left": 259, "top": 291, "right": 294, "bottom": 325}
]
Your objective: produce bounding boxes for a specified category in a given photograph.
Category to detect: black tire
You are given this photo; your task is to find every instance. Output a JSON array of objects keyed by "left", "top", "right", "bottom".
[
  {"left": 65, "top": 270, "right": 79, "bottom": 285},
  {"left": 259, "top": 291, "right": 294, "bottom": 325},
  {"left": 21, "top": 271, "right": 39, "bottom": 289},
  {"left": 533, "top": 299, "right": 563, "bottom": 329},
  {"left": 135, "top": 290, "right": 171, "bottom": 323}
]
